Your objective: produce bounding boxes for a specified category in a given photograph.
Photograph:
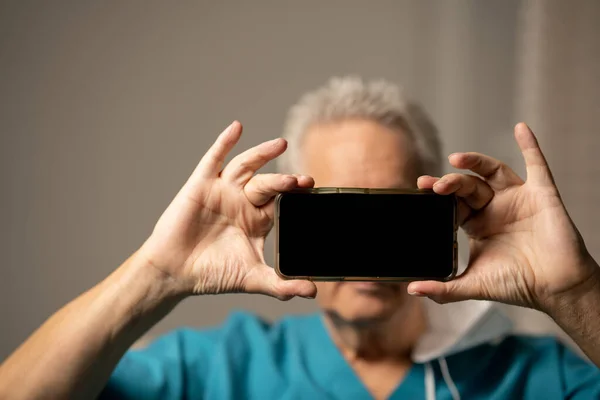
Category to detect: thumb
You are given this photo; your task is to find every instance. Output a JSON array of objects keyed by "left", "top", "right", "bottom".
[
  {"left": 243, "top": 265, "right": 317, "bottom": 301},
  {"left": 407, "top": 275, "right": 483, "bottom": 304}
]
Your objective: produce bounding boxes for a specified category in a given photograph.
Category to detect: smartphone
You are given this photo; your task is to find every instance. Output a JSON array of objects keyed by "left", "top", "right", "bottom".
[{"left": 274, "top": 188, "right": 458, "bottom": 281}]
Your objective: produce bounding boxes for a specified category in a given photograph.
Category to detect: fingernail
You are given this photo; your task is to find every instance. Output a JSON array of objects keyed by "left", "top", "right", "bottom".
[
  {"left": 433, "top": 179, "right": 446, "bottom": 188},
  {"left": 449, "top": 152, "right": 466, "bottom": 161},
  {"left": 515, "top": 122, "right": 529, "bottom": 131},
  {"left": 408, "top": 289, "right": 425, "bottom": 297}
]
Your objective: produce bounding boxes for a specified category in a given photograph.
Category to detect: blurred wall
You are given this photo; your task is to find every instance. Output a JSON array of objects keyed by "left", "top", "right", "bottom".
[{"left": 2, "top": 0, "right": 598, "bottom": 360}]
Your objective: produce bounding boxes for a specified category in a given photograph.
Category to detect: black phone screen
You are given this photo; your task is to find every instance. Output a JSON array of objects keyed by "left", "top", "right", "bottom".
[{"left": 276, "top": 191, "right": 456, "bottom": 280}]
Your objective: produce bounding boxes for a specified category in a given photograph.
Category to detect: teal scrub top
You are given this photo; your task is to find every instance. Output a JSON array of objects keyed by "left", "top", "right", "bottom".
[{"left": 100, "top": 311, "right": 600, "bottom": 399}]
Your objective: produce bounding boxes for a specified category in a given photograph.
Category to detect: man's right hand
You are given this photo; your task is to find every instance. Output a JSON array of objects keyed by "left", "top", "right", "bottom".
[
  {"left": 0, "top": 120, "right": 317, "bottom": 400},
  {"left": 138, "top": 121, "right": 317, "bottom": 300}
]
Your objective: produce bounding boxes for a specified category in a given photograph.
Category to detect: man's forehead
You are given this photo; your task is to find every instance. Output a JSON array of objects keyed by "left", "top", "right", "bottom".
[{"left": 301, "top": 119, "right": 418, "bottom": 187}]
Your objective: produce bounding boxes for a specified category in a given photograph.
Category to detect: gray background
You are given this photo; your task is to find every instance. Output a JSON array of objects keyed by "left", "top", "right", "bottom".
[{"left": 4, "top": 0, "right": 593, "bottom": 360}]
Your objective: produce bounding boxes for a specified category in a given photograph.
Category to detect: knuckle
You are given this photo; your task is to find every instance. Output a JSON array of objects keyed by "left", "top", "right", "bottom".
[
  {"left": 465, "top": 175, "right": 479, "bottom": 190},
  {"left": 252, "top": 147, "right": 271, "bottom": 163},
  {"left": 470, "top": 156, "right": 483, "bottom": 168},
  {"left": 251, "top": 176, "right": 268, "bottom": 192},
  {"left": 430, "top": 295, "right": 448, "bottom": 305},
  {"left": 243, "top": 182, "right": 258, "bottom": 199},
  {"left": 237, "top": 159, "right": 253, "bottom": 172},
  {"left": 259, "top": 176, "right": 282, "bottom": 195},
  {"left": 203, "top": 151, "right": 220, "bottom": 166},
  {"left": 276, "top": 294, "right": 293, "bottom": 301},
  {"left": 272, "top": 282, "right": 293, "bottom": 301},
  {"left": 495, "top": 162, "right": 507, "bottom": 174},
  {"left": 447, "top": 172, "right": 464, "bottom": 182}
]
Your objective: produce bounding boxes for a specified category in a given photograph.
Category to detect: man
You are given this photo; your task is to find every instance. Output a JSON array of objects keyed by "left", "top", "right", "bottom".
[{"left": 1, "top": 76, "right": 599, "bottom": 399}]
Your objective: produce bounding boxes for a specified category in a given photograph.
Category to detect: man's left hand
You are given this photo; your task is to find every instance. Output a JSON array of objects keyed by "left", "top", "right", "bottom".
[{"left": 410, "top": 123, "right": 600, "bottom": 313}]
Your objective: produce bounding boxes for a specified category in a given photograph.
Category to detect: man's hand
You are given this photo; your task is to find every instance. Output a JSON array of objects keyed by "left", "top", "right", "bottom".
[
  {"left": 0, "top": 121, "right": 318, "bottom": 400},
  {"left": 409, "top": 123, "right": 600, "bottom": 312},
  {"left": 139, "top": 121, "right": 316, "bottom": 300}
]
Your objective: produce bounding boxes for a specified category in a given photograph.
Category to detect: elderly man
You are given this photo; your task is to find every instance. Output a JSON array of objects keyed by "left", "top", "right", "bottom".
[{"left": 1, "top": 76, "right": 599, "bottom": 399}]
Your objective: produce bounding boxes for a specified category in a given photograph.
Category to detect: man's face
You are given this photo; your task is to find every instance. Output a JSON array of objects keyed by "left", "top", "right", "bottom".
[{"left": 303, "top": 118, "right": 420, "bottom": 323}]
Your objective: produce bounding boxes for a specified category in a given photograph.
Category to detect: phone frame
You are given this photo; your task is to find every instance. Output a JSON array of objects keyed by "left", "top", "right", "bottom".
[{"left": 274, "top": 187, "right": 458, "bottom": 282}]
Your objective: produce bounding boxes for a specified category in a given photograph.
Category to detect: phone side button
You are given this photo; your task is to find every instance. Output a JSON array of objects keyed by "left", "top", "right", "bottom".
[
  {"left": 316, "top": 187, "right": 339, "bottom": 193},
  {"left": 338, "top": 188, "right": 367, "bottom": 194}
]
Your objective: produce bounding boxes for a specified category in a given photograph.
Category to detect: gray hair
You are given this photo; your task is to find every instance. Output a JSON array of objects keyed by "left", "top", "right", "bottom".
[{"left": 277, "top": 75, "right": 443, "bottom": 177}]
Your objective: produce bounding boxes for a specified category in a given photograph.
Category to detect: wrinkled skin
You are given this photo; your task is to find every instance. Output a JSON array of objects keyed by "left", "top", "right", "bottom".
[
  {"left": 139, "top": 121, "right": 317, "bottom": 300},
  {"left": 410, "top": 123, "right": 597, "bottom": 312},
  {"left": 137, "top": 120, "right": 598, "bottom": 315}
]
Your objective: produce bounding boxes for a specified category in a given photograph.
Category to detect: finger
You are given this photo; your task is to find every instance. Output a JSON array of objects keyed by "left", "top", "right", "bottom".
[
  {"left": 419, "top": 175, "right": 483, "bottom": 226},
  {"left": 417, "top": 175, "right": 440, "bottom": 189},
  {"left": 448, "top": 152, "right": 523, "bottom": 191},
  {"left": 456, "top": 199, "right": 472, "bottom": 228},
  {"left": 259, "top": 175, "right": 315, "bottom": 219},
  {"left": 292, "top": 174, "right": 316, "bottom": 188},
  {"left": 407, "top": 275, "right": 483, "bottom": 304},
  {"left": 514, "top": 122, "right": 555, "bottom": 187},
  {"left": 221, "top": 138, "right": 288, "bottom": 186},
  {"left": 195, "top": 121, "right": 243, "bottom": 179},
  {"left": 432, "top": 173, "right": 494, "bottom": 211},
  {"left": 244, "top": 174, "right": 298, "bottom": 207},
  {"left": 243, "top": 264, "right": 317, "bottom": 300}
]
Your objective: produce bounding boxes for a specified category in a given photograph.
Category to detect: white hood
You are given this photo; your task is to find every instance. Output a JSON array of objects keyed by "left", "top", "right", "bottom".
[
  {"left": 411, "top": 298, "right": 513, "bottom": 400},
  {"left": 411, "top": 255, "right": 513, "bottom": 364},
  {"left": 413, "top": 298, "right": 513, "bottom": 363}
]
